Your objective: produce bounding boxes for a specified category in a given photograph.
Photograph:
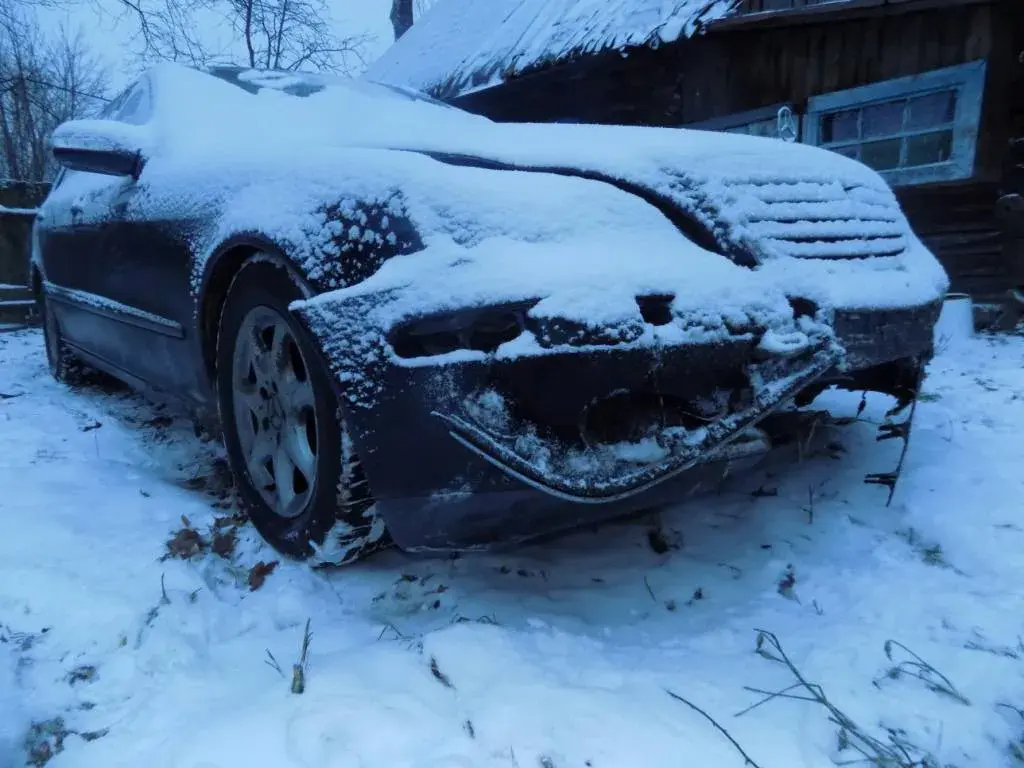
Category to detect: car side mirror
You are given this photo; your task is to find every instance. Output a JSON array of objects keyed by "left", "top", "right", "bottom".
[{"left": 51, "top": 119, "right": 147, "bottom": 179}]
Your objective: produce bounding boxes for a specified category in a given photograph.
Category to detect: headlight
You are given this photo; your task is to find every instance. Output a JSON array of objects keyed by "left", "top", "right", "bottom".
[{"left": 389, "top": 302, "right": 534, "bottom": 359}]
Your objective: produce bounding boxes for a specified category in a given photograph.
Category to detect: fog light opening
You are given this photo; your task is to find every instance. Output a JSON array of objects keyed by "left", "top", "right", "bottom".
[
  {"left": 789, "top": 296, "right": 819, "bottom": 321},
  {"left": 390, "top": 303, "right": 534, "bottom": 359},
  {"left": 637, "top": 294, "right": 674, "bottom": 326}
]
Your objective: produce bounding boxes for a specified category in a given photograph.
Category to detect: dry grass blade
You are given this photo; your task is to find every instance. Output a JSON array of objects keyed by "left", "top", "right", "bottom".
[
  {"left": 742, "top": 630, "right": 938, "bottom": 767},
  {"left": 265, "top": 649, "right": 285, "bottom": 678},
  {"left": 430, "top": 656, "right": 454, "bottom": 689},
  {"left": 881, "top": 639, "right": 970, "bottom": 706},
  {"left": 734, "top": 682, "right": 816, "bottom": 717},
  {"left": 665, "top": 689, "right": 764, "bottom": 768},
  {"left": 291, "top": 619, "right": 312, "bottom": 694}
]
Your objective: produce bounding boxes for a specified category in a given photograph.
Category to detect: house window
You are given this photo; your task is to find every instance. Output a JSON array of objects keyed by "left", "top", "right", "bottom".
[
  {"left": 688, "top": 103, "right": 800, "bottom": 141},
  {"left": 804, "top": 61, "right": 987, "bottom": 186},
  {"left": 725, "top": 116, "right": 786, "bottom": 139}
]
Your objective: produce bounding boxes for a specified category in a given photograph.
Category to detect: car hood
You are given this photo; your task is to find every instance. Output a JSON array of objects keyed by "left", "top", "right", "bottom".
[
  {"left": 357, "top": 121, "right": 902, "bottom": 258},
  {"left": 347, "top": 121, "right": 949, "bottom": 311},
  {"left": 149, "top": 64, "right": 947, "bottom": 310}
]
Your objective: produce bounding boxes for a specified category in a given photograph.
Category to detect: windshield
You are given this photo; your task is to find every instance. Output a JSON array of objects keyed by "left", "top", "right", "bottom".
[{"left": 205, "top": 65, "right": 454, "bottom": 109}]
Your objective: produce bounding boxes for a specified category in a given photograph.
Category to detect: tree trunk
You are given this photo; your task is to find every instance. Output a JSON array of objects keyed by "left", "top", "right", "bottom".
[{"left": 389, "top": 0, "right": 413, "bottom": 40}]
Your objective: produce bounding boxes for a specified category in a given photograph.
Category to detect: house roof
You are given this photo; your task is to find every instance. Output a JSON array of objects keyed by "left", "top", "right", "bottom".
[{"left": 365, "top": 0, "right": 740, "bottom": 99}]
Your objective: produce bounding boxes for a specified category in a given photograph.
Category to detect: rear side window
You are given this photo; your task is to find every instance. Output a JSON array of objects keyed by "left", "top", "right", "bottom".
[{"left": 100, "top": 78, "right": 152, "bottom": 125}]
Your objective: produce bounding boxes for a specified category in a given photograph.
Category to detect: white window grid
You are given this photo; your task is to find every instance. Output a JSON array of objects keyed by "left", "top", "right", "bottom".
[{"left": 803, "top": 60, "right": 987, "bottom": 186}]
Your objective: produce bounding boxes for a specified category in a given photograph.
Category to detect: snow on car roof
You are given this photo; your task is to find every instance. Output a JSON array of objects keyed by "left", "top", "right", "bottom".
[
  {"left": 365, "top": 0, "right": 739, "bottom": 98},
  {"left": 143, "top": 63, "right": 486, "bottom": 156},
  {"left": 204, "top": 65, "right": 456, "bottom": 108}
]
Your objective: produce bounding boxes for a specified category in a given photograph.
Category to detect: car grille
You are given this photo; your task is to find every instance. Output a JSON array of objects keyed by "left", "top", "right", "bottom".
[{"left": 723, "top": 179, "right": 909, "bottom": 261}]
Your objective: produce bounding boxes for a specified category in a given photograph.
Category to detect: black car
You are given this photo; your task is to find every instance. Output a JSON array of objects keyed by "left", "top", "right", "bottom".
[{"left": 32, "top": 64, "right": 948, "bottom": 564}]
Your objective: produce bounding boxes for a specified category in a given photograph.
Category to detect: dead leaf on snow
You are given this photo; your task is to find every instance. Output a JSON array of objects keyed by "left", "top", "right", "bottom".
[
  {"left": 777, "top": 565, "right": 798, "bottom": 601},
  {"left": 162, "top": 527, "right": 206, "bottom": 561},
  {"left": 248, "top": 561, "right": 279, "bottom": 591},
  {"left": 211, "top": 528, "right": 238, "bottom": 559}
]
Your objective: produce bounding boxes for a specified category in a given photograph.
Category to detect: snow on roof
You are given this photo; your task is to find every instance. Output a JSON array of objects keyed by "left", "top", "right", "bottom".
[{"left": 365, "top": 0, "right": 740, "bottom": 99}]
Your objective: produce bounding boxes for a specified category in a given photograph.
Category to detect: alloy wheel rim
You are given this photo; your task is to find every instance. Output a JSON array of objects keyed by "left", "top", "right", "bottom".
[{"left": 232, "top": 306, "right": 319, "bottom": 519}]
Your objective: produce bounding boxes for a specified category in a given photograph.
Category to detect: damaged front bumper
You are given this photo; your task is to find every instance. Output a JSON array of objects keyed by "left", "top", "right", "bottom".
[
  {"left": 433, "top": 342, "right": 839, "bottom": 503},
  {"left": 294, "top": 285, "right": 856, "bottom": 547},
  {"left": 293, "top": 272, "right": 941, "bottom": 549}
]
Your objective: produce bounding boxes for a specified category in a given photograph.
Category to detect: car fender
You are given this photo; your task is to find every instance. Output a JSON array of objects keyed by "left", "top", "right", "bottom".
[{"left": 194, "top": 193, "right": 425, "bottom": 297}]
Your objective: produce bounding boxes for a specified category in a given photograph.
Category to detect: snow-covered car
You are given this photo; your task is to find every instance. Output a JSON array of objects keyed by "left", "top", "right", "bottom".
[{"left": 31, "top": 64, "right": 949, "bottom": 564}]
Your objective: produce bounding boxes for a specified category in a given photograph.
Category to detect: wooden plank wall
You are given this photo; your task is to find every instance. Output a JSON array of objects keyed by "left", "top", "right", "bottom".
[
  {"left": 898, "top": 183, "right": 1006, "bottom": 299},
  {"left": 457, "top": 3, "right": 1002, "bottom": 174}
]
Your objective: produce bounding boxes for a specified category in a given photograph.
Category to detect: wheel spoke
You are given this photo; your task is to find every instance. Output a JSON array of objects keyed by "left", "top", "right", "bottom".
[
  {"left": 247, "top": 428, "right": 275, "bottom": 481},
  {"left": 283, "top": 415, "right": 317, "bottom": 480},
  {"left": 279, "top": 375, "right": 315, "bottom": 414},
  {"left": 270, "top": 320, "right": 290, "bottom": 377},
  {"left": 273, "top": 443, "right": 296, "bottom": 513},
  {"left": 235, "top": 384, "right": 264, "bottom": 421},
  {"left": 245, "top": 322, "right": 273, "bottom": 379}
]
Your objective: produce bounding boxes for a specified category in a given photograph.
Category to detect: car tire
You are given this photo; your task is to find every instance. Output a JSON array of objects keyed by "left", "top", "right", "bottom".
[
  {"left": 40, "top": 289, "right": 89, "bottom": 386},
  {"left": 215, "top": 256, "right": 389, "bottom": 565}
]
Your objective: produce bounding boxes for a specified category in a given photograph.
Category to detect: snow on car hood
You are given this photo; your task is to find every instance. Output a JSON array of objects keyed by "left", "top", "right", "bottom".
[
  {"left": 140, "top": 65, "right": 947, "bottom": 316},
  {"left": 355, "top": 123, "right": 949, "bottom": 312},
  {"left": 180, "top": 147, "right": 809, "bottom": 351}
]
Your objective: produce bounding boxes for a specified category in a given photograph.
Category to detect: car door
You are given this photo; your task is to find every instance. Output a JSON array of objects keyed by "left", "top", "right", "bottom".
[{"left": 40, "top": 77, "right": 202, "bottom": 396}]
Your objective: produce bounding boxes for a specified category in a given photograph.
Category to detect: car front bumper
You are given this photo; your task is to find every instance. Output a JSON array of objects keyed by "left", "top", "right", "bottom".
[
  {"left": 295, "top": 289, "right": 940, "bottom": 550},
  {"left": 831, "top": 301, "right": 940, "bottom": 371}
]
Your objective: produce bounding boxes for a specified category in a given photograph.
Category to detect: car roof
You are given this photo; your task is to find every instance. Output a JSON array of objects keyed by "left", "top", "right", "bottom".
[
  {"left": 199, "top": 64, "right": 455, "bottom": 108},
  {"left": 122, "top": 62, "right": 481, "bottom": 158}
]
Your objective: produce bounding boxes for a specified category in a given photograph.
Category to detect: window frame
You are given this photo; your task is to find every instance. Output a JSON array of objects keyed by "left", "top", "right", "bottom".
[
  {"left": 686, "top": 102, "right": 800, "bottom": 140},
  {"left": 98, "top": 75, "right": 153, "bottom": 126},
  {"left": 803, "top": 60, "right": 987, "bottom": 186}
]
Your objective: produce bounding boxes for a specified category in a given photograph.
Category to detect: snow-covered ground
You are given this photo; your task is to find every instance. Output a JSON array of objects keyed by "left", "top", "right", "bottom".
[{"left": 2, "top": 326, "right": 1023, "bottom": 768}]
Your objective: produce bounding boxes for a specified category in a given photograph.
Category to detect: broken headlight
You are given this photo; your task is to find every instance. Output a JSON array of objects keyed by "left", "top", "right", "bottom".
[{"left": 389, "top": 302, "right": 535, "bottom": 359}]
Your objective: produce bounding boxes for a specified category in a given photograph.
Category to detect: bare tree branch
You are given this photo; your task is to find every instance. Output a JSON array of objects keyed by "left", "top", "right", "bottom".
[
  {"left": 0, "top": 0, "right": 109, "bottom": 181},
  {"left": 102, "top": 0, "right": 370, "bottom": 74}
]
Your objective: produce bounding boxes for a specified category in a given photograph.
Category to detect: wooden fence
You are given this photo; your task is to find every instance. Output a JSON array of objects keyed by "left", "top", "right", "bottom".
[{"left": 0, "top": 181, "right": 50, "bottom": 324}]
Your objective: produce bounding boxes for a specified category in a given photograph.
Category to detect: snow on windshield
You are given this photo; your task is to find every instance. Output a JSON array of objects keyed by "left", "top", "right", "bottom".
[
  {"left": 146, "top": 63, "right": 482, "bottom": 158},
  {"left": 209, "top": 65, "right": 454, "bottom": 108}
]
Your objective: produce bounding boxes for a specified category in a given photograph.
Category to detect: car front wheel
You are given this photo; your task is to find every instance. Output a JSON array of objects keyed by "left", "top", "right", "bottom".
[{"left": 215, "top": 257, "right": 388, "bottom": 565}]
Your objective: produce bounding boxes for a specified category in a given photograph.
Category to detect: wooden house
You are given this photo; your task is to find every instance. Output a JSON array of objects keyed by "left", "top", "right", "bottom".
[{"left": 368, "top": 0, "right": 1024, "bottom": 314}]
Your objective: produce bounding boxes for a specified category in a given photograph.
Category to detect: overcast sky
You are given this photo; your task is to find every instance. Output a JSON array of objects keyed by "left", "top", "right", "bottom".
[{"left": 36, "top": 0, "right": 396, "bottom": 90}]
